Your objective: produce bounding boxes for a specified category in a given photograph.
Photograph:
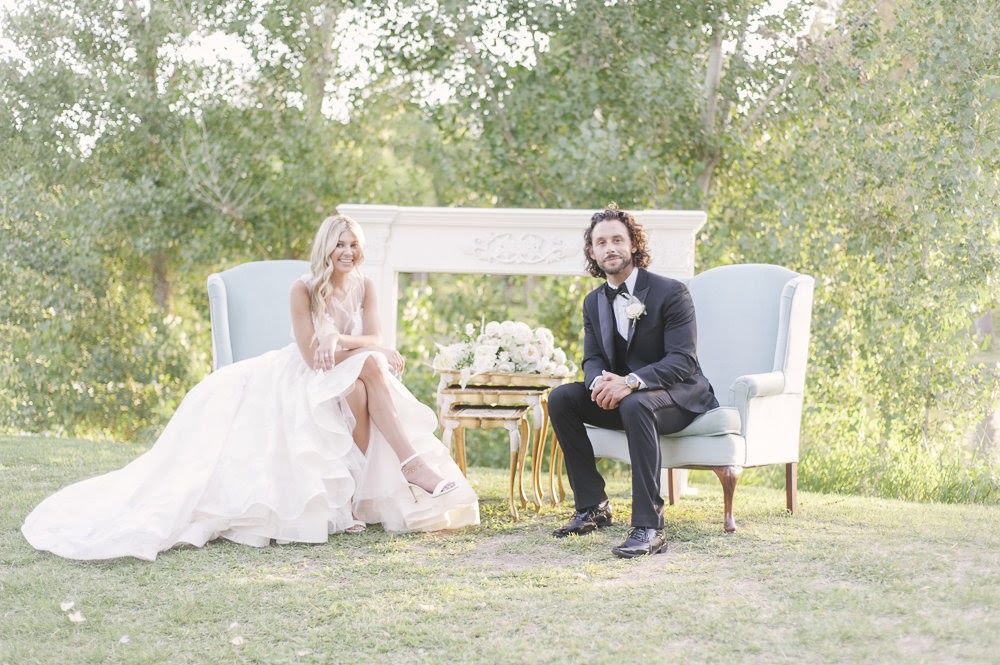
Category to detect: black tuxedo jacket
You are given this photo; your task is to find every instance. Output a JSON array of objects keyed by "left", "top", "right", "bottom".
[{"left": 582, "top": 267, "right": 718, "bottom": 414}]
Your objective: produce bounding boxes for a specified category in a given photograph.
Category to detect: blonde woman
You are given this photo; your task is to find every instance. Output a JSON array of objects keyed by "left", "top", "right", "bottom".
[{"left": 23, "top": 215, "right": 479, "bottom": 561}]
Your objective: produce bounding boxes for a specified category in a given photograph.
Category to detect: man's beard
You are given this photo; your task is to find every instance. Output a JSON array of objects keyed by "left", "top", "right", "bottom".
[{"left": 601, "top": 254, "right": 632, "bottom": 276}]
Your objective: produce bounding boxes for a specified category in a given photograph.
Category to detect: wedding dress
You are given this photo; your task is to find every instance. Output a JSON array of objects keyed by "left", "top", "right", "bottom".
[{"left": 22, "top": 272, "right": 479, "bottom": 561}]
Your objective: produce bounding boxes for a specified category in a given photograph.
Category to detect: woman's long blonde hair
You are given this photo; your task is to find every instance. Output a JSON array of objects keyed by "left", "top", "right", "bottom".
[{"left": 308, "top": 214, "right": 366, "bottom": 322}]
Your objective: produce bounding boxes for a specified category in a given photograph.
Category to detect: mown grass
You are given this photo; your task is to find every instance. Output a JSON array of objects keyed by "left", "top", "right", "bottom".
[{"left": 2, "top": 435, "right": 999, "bottom": 664}]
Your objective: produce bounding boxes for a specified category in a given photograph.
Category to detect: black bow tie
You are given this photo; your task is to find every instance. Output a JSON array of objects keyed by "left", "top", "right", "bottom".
[{"left": 605, "top": 283, "right": 629, "bottom": 302}]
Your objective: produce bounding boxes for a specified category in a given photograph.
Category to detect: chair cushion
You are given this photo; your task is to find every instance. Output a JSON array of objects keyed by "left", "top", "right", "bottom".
[
  {"left": 585, "top": 426, "right": 747, "bottom": 468},
  {"left": 665, "top": 406, "right": 741, "bottom": 437}
]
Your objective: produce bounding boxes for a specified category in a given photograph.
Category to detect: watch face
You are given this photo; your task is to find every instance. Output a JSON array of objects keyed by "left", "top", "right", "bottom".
[{"left": 626, "top": 374, "right": 638, "bottom": 389}]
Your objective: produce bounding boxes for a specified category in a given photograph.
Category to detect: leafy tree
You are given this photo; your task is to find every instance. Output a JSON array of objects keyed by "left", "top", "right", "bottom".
[
  {"left": 374, "top": 0, "right": 813, "bottom": 208},
  {"left": 0, "top": 0, "right": 440, "bottom": 438},
  {"left": 705, "top": 0, "right": 1000, "bottom": 501}
]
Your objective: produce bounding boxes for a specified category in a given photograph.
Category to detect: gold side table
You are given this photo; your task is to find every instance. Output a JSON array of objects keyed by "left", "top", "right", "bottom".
[
  {"left": 435, "top": 371, "right": 571, "bottom": 518},
  {"left": 439, "top": 405, "right": 531, "bottom": 520}
]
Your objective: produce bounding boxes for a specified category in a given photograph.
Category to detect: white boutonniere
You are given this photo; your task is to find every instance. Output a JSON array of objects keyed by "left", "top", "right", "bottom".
[{"left": 624, "top": 295, "right": 646, "bottom": 321}]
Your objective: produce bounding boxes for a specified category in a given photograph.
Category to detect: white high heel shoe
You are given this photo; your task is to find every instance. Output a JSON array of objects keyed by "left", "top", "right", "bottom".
[{"left": 400, "top": 453, "right": 458, "bottom": 499}]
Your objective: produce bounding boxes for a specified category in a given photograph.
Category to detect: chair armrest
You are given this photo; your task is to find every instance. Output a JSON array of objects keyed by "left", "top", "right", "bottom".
[{"left": 730, "top": 371, "right": 785, "bottom": 403}]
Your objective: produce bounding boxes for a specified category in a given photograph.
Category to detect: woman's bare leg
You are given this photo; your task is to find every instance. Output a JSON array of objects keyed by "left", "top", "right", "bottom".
[
  {"left": 358, "top": 355, "right": 452, "bottom": 494},
  {"left": 344, "top": 379, "right": 370, "bottom": 454}
]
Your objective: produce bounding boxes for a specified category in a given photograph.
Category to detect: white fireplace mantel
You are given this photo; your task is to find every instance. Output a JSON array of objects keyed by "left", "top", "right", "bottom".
[{"left": 336, "top": 204, "right": 708, "bottom": 347}]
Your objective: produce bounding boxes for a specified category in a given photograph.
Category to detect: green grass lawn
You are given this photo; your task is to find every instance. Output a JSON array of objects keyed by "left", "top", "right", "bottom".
[{"left": 2, "top": 435, "right": 999, "bottom": 664}]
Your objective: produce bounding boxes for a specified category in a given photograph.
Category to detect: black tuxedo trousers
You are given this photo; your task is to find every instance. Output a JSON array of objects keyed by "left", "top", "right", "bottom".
[{"left": 548, "top": 382, "right": 697, "bottom": 529}]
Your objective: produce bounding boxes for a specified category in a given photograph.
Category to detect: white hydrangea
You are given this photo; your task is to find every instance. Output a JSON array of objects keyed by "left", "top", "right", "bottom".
[{"left": 433, "top": 319, "right": 577, "bottom": 380}]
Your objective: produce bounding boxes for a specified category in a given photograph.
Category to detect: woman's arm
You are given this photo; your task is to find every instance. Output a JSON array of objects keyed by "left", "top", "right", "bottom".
[
  {"left": 336, "top": 277, "right": 404, "bottom": 374},
  {"left": 290, "top": 280, "right": 322, "bottom": 369},
  {"left": 334, "top": 276, "right": 382, "bottom": 351}
]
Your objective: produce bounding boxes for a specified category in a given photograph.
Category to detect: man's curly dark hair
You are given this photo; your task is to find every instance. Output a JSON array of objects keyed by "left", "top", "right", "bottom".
[{"left": 583, "top": 206, "right": 652, "bottom": 278}]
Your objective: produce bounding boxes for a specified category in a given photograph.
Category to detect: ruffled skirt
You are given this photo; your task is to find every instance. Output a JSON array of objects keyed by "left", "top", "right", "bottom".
[{"left": 22, "top": 346, "right": 479, "bottom": 561}]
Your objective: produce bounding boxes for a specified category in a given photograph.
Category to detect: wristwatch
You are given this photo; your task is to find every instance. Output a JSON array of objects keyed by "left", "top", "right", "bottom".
[{"left": 625, "top": 373, "right": 640, "bottom": 391}]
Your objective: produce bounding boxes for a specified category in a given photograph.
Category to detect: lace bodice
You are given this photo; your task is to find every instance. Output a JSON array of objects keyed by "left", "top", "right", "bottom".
[{"left": 297, "top": 272, "right": 365, "bottom": 339}]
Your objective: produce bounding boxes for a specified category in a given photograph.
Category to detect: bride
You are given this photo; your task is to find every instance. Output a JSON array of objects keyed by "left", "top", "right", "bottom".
[{"left": 22, "top": 214, "right": 479, "bottom": 561}]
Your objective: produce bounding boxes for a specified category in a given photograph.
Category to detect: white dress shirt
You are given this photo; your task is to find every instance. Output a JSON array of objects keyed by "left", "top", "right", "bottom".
[
  {"left": 610, "top": 268, "right": 639, "bottom": 339},
  {"left": 590, "top": 268, "right": 643, "bottom": 391}
]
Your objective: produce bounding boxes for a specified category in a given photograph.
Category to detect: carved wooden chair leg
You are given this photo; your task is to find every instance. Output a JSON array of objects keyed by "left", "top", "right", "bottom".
[
  {"left": 712, "top": 465, "right": 743, "bottom": 533},
  {"left": 786, "top": 462, "right": 798, "bottom": 514},
  {"left": 666, "top": 468, "right": 677, "bottom": 506}
]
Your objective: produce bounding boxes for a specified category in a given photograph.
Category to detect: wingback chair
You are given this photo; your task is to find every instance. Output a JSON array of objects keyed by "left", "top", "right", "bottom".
[
  {"left": 207, "top": 260, "right": 310, "bottom": 370},
  {"left": 583, "top": 264, "right": 815, "bottom": 532}
]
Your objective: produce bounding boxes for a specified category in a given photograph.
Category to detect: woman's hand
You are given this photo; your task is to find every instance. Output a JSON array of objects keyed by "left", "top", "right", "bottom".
[
  {"left": 380, "top": 347, "right": 405, "bottom": 375},
  {"left": 314, "top": 334, "right": 339, "bottom": 371}
]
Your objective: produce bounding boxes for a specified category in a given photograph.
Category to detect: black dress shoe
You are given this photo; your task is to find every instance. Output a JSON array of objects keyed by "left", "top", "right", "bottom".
[
  {"left": 552, "top": 500, "right": 613, "bottom": 538},
  {"left": 611, "top": 527, "right": 667, "bottom": 558}
]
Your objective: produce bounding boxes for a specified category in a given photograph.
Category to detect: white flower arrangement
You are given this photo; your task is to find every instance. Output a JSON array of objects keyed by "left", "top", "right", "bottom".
[
  {"left": 433, "top": 319, "right": 576, "bottom": 387},
  {"left": 624, "top": 295, "right": 646, "bottom": 321}
]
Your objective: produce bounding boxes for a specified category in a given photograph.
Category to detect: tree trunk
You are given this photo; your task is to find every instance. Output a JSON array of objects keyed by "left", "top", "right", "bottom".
[
  {"left": 697, "top": 18, "right": 725, "bottom": 204},
  {"left": 152, "top": 252, "right": 171, "bottom": 313},
  {"left": 302, "top": 5, "right": 341, "bottom": 124}
]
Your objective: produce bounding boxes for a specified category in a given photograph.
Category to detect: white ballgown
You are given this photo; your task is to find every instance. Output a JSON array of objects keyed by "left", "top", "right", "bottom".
[{"left": 22, "top": 272, "right": 479, "bottom": 561}]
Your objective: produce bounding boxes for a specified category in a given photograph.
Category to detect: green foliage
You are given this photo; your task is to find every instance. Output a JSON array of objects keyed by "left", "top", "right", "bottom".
[
  {"left": 0, "top": 172, "right": 204, "bottom": 440},
  {"left": 704, "top": 0, "right": 1000, "bottom": 500},
  {"left": 378, "top": 0, "right": 812, "bottom": 209},
  {"left": 0, "top": 0, "right": 447, "bottom": 439}
]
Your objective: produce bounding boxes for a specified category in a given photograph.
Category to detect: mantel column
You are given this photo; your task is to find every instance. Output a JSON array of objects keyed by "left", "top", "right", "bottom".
[{"left": 338, "top": 205, "right": 398, "bottom": 345}]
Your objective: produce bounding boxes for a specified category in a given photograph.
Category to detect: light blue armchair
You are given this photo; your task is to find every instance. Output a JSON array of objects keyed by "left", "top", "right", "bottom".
[
  {"left": 207, "top": 260, "right": 309, "bottom": 370},
  {"left": 584, "top": 264, "right": 815, "bottom": 532}
]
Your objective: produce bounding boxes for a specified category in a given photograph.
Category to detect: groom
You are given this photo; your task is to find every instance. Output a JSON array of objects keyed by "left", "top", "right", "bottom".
[{"left": 548, "top": 206, "right": 719, "bottom": 558}]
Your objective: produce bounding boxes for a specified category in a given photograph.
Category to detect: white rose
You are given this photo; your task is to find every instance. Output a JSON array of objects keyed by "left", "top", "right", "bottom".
[
  {"left": 508, "top": 346, "right": 525, "bottom": 365},
  {"left": 523, "top": 344, "right": 540, "bottom": 362},
  {"left": 465, "top": 323, "right": 476, "bottom": 336},
  {"left": 472, "top": 355, "right": 496, "bottom": 374},
  {"left": 500, "top": 320, "right": 516, "bottom": 335},
  {"left": 484, "top": 321, "right": 501, "bottom": 336},
  {"left": 625, "top": 297, "right": 647, "bottom": 320},
  {"left": 433, "top": 342, "right": 468, "bottom": 370},
  {"left": 474, "top": 346, "right": 498, "bottom": 365},
  {"left": 534, "top": 327, "right": 554, "bottom": 346},
  {"left": 553, "top": 348, "right": 567, "bottom": 364}
]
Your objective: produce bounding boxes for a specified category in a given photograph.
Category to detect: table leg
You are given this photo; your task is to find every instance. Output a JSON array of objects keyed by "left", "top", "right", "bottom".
[
  {"left": 530, "top": 426, "right": 544, "bottom": 507},
  {"left": 507, "top": 449, "right": 519, "bottom": 521},
  {"left": 517, "top": 416, "right": 537, "bottom": 511},
  {"left": 548, "top": 437, "right": 566, "bottom": 504},
  {"left": 556, "top": 445, "right": 566, "bottom": 502},
  {"left": 455, "top": 428, "right": 467, "bottom": 476},
  {"left": 548, "top": 432, "right": 562, "bottom": 505},
  {"left": 533, "top": 395, "right": 551, "bottom": 505}
]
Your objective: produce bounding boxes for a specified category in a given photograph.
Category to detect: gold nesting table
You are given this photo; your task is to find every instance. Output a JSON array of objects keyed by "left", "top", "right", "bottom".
[{"left": 436, "top": 372, "right": 569, "bottom": 520}]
